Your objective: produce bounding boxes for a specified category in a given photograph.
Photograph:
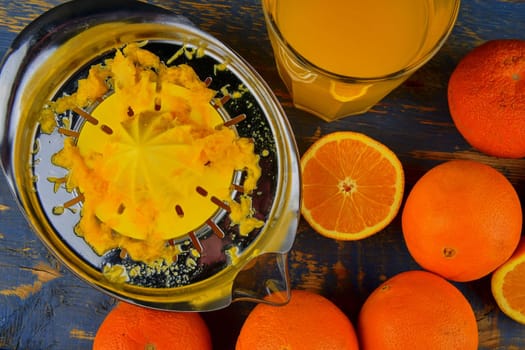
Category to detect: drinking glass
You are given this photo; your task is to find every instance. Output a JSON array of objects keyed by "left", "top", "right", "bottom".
[{"left": 262, "top": 0, "right": 461, "bottom": 121}]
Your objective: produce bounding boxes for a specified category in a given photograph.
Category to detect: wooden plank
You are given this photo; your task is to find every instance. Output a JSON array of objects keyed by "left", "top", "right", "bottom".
[{"left": 0, "top": 0, "right": 524, "bottom": 349}]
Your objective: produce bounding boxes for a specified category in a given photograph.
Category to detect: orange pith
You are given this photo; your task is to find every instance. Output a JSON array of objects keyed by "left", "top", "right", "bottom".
[
  {"left": 300, "top": 131, "right": 404, "bottom": 240},
  {"left": 491, "top": 236, "right": 525, "bottom": 325}
]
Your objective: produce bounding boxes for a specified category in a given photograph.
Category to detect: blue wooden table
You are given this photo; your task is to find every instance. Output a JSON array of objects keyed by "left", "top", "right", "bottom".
[{"left": 1, "top": 1, "right": 524, "bottom": 349}]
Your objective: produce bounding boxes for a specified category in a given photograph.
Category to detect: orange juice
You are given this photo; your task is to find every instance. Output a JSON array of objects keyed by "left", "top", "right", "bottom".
[
  {"left": 275, "top": 0, "right": 429, "bottom": 77},
  {"left": 263, "top": 0, "right": 459, "bottom": 120}
]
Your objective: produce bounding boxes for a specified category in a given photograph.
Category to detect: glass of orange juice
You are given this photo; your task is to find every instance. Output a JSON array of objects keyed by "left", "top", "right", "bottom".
[{"left": 262, "top": 0, "right": 460, "bottom": 121}]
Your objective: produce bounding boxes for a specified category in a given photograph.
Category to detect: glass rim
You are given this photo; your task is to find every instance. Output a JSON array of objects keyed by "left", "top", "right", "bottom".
[{"left": 262, "top": 0, "right": 461, "bottom": 83}]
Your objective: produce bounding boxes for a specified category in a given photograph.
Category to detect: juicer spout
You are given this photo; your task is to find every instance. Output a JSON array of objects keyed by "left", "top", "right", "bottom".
[{"left": 231, "top": 252, "right": 291, "bottom": 306}]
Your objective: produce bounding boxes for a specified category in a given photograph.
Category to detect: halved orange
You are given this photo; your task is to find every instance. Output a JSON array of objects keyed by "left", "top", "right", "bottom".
[
  {"left": 491, "top": 236, "right": 525, "bottom": 325},
  {"left": 300, "top": 131, "right": 404, "bottom": 240}
]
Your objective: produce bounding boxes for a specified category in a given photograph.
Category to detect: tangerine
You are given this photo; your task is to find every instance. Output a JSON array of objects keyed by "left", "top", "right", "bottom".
[
  {"left": 300, "top": 131, "right": 404, "bottom": 240},
  {"left": 402, "top": 159, "right": 522, "bottom": 282},
  {"left": 491, "top": 235, "right": 525, "bottom": 325},
  {"left": 448, "top": 39, "right": 525, "bottom": 158},
  {"left": 236, "top": 289, "right": 359, "bottom": 350},
  {"left": 93, "top": 302, "right": 212, "bottom": 350},
  {"left": 358, "top": 270, "right": 478, "bottom": 350}
]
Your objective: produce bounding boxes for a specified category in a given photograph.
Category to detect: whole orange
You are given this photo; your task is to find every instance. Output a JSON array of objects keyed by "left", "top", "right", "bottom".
[
  {"left": 358, "top": 270, "right": 478, "bottom": 350},
  {"left": 402, "top": 159, "right": 522, "bottom": 282},
  {"left": 448, "top": 39, "right": 525, "bottom": 158},
  {"left": 236, "top": 289, "right": 359, "bottom": 350},
  {"left": 93, "top": 302, "right": 212, "bottom": 350}
]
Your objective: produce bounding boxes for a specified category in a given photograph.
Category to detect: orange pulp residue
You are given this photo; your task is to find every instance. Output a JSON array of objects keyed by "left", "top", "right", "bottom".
[{"left": 46, "top": 43, "right": 263, "bottom": 263}]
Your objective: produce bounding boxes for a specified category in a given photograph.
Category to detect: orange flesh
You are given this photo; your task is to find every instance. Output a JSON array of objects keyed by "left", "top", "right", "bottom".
[
  {"left": 301, "top": 132, "right": 403, "bottom": 239},
  {"left": 502, "top": 261, "right": 525, "bottom": 314},
  {"left": 303, "top": 140, "right": 397, "bottom": 233}
]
